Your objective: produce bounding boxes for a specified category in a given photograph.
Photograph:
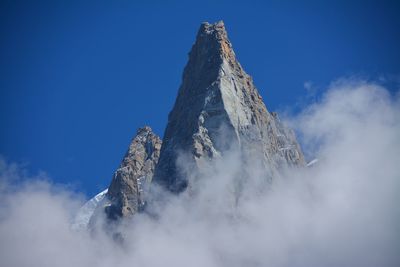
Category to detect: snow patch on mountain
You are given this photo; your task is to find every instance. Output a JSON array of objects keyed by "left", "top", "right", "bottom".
[{"left": 71, "top": 189, "right": 108, "bottom": 231}]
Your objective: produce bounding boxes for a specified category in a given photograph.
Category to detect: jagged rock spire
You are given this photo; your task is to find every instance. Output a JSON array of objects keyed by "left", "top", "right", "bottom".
[
  {"left": 153, "top": 21, "right": 306, "bottom": 193},
  {"left": 83, "top": 22, "right": 306, "bottom": 227},
  {"left": 195, "top": 21, "right": 241, "bottom": 74},
  {"left": 106, "top": 126, "right": 162, "bottom": 219}
]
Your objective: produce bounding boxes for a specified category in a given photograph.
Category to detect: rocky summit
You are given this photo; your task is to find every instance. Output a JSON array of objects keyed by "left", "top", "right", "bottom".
[
  {"left": 86, "top": 21, "right": 305, "bottom": 223},
  {"left": 153, "top": 21, "right": 305, "bottom": 193}
]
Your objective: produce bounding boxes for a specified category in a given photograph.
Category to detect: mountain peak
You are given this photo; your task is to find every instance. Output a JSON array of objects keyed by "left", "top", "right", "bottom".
[
  {"left": 192, "top": 20, "right": 237, "bottom": 70},
  {"left": 136, "top": 125, "right": 153, "bottom": 136},
  {"left": 84, "top": 22, "right": 305, "bottom": 225},
  {"left": 198, "top": 20, "right": 226, "bottom": 36},
  {"left": 153, "top": 21, "right": 305, "bottom": 193}
]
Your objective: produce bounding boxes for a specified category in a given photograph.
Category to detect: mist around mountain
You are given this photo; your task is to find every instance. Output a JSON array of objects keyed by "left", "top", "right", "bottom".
[
  {"left": 1, "top": 20, "right": 400, "bottom": 267},
  {"left": 1, "top": 78, "right": 399, "bottom": 267}
]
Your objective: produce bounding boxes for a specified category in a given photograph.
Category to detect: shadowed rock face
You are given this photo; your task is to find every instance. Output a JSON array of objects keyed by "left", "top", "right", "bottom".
[
  {"left": 106, "top": 126, "right": 162, "bottom": 219},
  {"left": 153, "top": 21, "right": 305, "bottom": 193}
]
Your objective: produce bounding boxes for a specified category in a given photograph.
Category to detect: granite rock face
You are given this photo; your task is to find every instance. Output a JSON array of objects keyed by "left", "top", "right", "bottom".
[
  {"left": 85, "top": 21, "right": 306, "bottom": 225},
  {"left": 106, "top": 126, "right": 162, "bottom": 219},
  {"left": 153, "top": 21, "right": 305, "bottom": 193}
]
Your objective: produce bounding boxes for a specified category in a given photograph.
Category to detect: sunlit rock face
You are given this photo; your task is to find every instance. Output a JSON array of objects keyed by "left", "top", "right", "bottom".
[
  {"left": 105, "top": 126, "right": 162, "bottom": 219},
  {"left": 86, "top": 21, "right": 305, "bottom": 225},
  {"left": 153, "top": 21, "right": 305, "bottom": 193}
]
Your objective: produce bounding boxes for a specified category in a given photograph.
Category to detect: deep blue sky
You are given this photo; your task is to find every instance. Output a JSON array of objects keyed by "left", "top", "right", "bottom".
[{"left": 1, "top": 0, "right": 399, "bottom": 197}]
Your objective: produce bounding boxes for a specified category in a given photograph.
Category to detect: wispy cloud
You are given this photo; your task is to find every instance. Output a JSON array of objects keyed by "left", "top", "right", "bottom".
[{"left": 0, "top": 79, "right": 399, "bottom": 267}]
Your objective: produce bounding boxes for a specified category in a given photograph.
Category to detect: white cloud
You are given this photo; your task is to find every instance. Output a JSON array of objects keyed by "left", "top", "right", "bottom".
[{"left": 0, "top": 79, "right": 399, "bottom": 267}]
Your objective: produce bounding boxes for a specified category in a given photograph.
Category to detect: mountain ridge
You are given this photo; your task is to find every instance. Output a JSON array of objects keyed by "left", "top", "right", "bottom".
[{"left": 86, "top": 21, "right": 305, "bottom": 224}]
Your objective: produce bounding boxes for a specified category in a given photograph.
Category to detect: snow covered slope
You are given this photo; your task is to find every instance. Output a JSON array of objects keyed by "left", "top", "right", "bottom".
[{"left": 71, "top": 189, "right": 108, "bottom": 231}]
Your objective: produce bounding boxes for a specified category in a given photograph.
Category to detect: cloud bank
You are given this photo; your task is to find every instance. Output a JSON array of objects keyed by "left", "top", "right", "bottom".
[{"left": 1, "top": 79, "right": 399, "bottom": 267}]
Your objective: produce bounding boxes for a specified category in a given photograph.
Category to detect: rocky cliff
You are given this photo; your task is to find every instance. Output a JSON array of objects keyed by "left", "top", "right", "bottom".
[
  {"left": 84, "top": 21, "right": 306, "bottom": 225},
  {"left": 105, "top": 126, "right": 161, "bottom": 219},
  {"left": 153, "top": 21, "right": 305, "bottom": 193}
]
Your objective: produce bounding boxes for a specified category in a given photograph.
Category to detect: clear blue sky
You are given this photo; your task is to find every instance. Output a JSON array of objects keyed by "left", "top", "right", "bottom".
[{"left": 1, "top": 0, "right": 399, "bottom": 197}]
